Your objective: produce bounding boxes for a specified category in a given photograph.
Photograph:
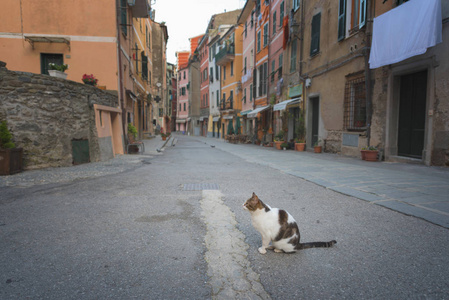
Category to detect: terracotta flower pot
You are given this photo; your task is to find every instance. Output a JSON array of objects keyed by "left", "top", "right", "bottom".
[
  {"left": 295, "top": 143, "right": 305, "bottom": 151},
  {"left": 364, "top": 150, "right": 378, "bottom": 161},
  {"left": 274, "top": 141, "right": 283, "bottom": 150},
  {"left": 361, "top": 150, "right": 367, "bottom": 160},
  {"left": 314, "top": 146, "right": 322, "bottom": 153}
]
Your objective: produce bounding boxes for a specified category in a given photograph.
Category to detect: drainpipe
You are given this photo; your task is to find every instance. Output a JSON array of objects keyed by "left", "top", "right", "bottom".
[
  {"left": 116, "top": 0, "right": 127, "bottom": 149},
  {"left": 364, "top": 0, "right": 373, "bottom": 147}
]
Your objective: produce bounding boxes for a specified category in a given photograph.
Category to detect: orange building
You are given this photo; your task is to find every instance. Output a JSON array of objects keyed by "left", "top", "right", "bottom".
[
  {"left": 216, "top": 25, "right": 244, "bottom": 139},
  {"left": 0, "top": 0, "right": 158, "bottom": 152}
]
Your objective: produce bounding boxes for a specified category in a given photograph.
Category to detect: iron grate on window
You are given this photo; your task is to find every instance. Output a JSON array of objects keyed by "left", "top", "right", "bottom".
[{"left": 344, "top": 77, "right": 366, "bottom": 131}]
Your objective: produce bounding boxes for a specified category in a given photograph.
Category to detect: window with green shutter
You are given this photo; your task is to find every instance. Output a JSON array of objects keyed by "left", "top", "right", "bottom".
[
  {"left": 120, "top": 0, "right": 127, "bottom": 36},
  {"left": 338, "top": 0, "right": 346, "bottom": 41},
  {"left": 257, "top": 31, "right": 261, "bottom": 52},
  {"left": 310, "top": 13, "right": 321, "bottom": 56},
  {"left": 280, "top": 1, "right": 285, "bottom": 22},
  {"left": 141, "top": 52, "right": 148, "bottom": 80},
  {"left": 273, "top": 11, "right": 277, "bottom": 34}
]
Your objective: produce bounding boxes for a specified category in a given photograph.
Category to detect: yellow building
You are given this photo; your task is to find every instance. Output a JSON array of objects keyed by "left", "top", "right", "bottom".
[{"left": 215, "top": 25, "right": 243, "bottom": 139}]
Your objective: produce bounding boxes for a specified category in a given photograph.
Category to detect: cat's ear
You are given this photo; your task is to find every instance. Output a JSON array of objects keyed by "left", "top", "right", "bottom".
[{"left": 252, "top": 192, "right": 257, "bottom": 198}]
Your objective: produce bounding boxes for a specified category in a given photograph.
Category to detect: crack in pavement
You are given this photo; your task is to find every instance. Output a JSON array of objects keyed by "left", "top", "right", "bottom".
[{"left": 201, "top": 190, "right": 271, "bottom": 300}]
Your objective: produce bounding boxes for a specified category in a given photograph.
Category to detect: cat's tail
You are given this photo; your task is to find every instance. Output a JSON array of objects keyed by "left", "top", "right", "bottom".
[{"left": 296, "top": 240, "right": 337, "bottom": 250}]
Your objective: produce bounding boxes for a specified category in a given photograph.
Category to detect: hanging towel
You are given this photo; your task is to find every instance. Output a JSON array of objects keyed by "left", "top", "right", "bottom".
[{"left": 369, "top": 0, "right": 442, "bottom": 69}]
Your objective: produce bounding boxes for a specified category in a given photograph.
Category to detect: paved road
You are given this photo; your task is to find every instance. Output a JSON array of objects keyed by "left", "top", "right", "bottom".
[{"left": 1, "top": 134, "right": 448, "bottom": 299}]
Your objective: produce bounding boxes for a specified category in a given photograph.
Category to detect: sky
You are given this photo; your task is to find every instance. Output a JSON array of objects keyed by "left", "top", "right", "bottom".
[{"left": 152, "top": 0, "right": 246, "bottom": 65}]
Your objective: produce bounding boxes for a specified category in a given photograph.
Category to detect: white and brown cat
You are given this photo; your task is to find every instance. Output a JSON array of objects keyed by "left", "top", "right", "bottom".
[{"left": 243, "top": 192, "right": 337, "bottom": 254}]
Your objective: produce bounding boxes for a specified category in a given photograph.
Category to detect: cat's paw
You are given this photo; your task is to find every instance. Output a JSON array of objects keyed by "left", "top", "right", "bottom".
[
  {"left": 274, "top": 248, "right": 283, "bottom": 253},
  {"left": 258, "top": 247, "right": 267, "bottom": 254}
]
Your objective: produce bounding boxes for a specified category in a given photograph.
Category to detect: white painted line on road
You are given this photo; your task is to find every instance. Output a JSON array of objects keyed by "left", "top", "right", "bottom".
[{"left": 201, "top": 190, "right": 271, "bottom": 299}]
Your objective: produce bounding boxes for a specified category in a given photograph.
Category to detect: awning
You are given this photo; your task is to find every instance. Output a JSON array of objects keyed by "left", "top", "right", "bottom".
[
  {"left": 369, "top": 0, "right": 442, "bottom": 69},
  {"left": 212, "top": 117, "right": 220, "bottom": 122},
  {"left": 240, "top": 110, "right": 252, "bottom": 116},
  {"left": 199, "top": 117, "right": 204, "bottom": 121},
  {"left": 24, "top": 35, "right": 70, "bottom": 50},
  {"left": 176, "top": 119, "right": 186, "bottom": 124},
  {"left": 247, "top": 105, "right": 271, "bottom": 118},
  {"left": 273, "top": 97, "right": 301, "bottom": 111},
  {"left": 222, "top": 115, "right": 234, "bottom": 120}
]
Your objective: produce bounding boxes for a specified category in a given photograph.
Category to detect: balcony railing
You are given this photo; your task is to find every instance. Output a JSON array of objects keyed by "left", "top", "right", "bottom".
[
  {"left": 220, "top": 96, "right": 234, "bottom": 110},
  {"left": 215, "top": 44, "right": 235, "bottom": 66}
]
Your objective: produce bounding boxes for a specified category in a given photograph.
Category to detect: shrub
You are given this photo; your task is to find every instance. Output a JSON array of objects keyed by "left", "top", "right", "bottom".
[{"left": 0, "top": 121, "right": 16, "bottom": 149}]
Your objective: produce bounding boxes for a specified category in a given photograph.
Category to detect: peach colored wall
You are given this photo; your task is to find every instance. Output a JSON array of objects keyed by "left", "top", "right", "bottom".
[{"left": 0, "top": 0, "right": 118, "bottom": 89}]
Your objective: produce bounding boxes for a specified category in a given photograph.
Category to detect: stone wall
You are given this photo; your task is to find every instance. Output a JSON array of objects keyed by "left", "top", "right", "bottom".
[{"left": 0, "top": 63, "right": 120, "bottom": 170}]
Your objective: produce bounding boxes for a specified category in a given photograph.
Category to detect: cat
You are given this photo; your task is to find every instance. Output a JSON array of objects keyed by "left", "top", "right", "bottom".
[{"left": 243, "top": 192, "right": 337, "bottom": 254}]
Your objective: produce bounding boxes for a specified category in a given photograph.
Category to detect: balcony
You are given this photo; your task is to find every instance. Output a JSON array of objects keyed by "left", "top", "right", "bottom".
[
  {"left": 220, "top": 96, "right": 234, "bottom": 111},
  {"left": 215, "top": 44, "right": 235, "bottom": 66}
]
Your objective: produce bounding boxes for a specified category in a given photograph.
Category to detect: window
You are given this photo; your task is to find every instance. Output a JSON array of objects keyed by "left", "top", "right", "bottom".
[
  {"left": 223, "top": 66, "right": 226, "bottom": 80},
  {"left": 41, "top": 53, "right": 63, "bottom": 75},
  {"left": 278, "top": 53, "right": 283, "bottom": 78},
  {"left": 280, "top": 1, "right": 285, "bottom": 22},
  {"left": 210, "top": 67, "right": 214, "bottom": 82},
  {"left": 310, "top": 13, "right": 321, "bottom": 56},
  {"left": 244, "top": 88, "right": 247, "bottom": 104},
  {"left": 183, "top": 71, "right": 186, "bottom": 79},
  {"left": 245, "top": 22, "right": 248, "bottom": 38},
  {"left": 263, "top": 62, "right": 268, "bottom": 95},
  {"left": 231, "top": 61, "right": 234, "bottom": 76},
  {"left": 290, "top": 39, "right": 297, "bottom": 72},
  {"left": 338, "top": 0, "right": 346, "bottom": 41},
  {"left": 184, "top": 103, "right": 186, "bottom": 111},
  {"left": 216, "top": 90, "right": 219, "bottom": 106},
  {"left": 120, "top": 0, "right": 127, "bottom": 35},
  {"left": 250, "top": 84, "right": 253, "bottom": 102},
  {"left": 179, "top": 104, "right": 181, "bottom": 111},
  {"left": 244, "top": 57, "right": 247, "bottom": 75},
  {"left": 293, "top": 0, "right": 300, "bottom": 11},
  {"left": 216, "top": 66, "right": 219, "bottom": 80},
  {"left": 273, "top": 11, "right": 277, "bottom": 34},
  {"left": 181, "top": 87, "right": 186, "bottom": 95},
  {"left": 263, "top": 23, "right": 269, "bottom": 47},
  {"left": 271, "top": 60, "right": 276, "bottom": 82},
  {"left": 344, "top": 76, "right": 366, "bottom": 131},
  {"left": 141, "top": 52, "right": 148, "bottom": 80},
  {"left": 257, "top": 31, "right": 261, "bottom": 52}
]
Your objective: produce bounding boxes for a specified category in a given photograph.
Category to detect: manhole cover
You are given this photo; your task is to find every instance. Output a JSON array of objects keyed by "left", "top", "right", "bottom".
[{"left": 183, "top": 183, "right": 219, "bottom": 191}]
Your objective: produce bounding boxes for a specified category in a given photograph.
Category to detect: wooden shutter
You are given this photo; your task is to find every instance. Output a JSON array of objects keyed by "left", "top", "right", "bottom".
[
  {"left": 338, "top": 0, "right": 346, "bottom": 41},
  {"left": 310, "top": 13, "right": 321, "bottom": 56},
  {"left": 120, "top": 0, "right": 127, "bottom": 35}
]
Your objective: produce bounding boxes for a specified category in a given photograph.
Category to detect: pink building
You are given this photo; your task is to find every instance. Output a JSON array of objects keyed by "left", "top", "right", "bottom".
[
  {"left": 238, "top": 1, "right": 256, "bottom": 136},
  {"left": 198, "top": 36, "right": 209, "bottom": 137},
  {"left": 176, "top": 51, "right": 190, "bottom": 132}
]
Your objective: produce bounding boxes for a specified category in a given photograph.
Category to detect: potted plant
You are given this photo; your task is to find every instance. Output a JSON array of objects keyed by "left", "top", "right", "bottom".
[
  {"left": 294, "top": 138, "right": 306, "bottom": 151},
  {"left": 274, "top": 130, "right": 284, "bottom": 150},
  {"left": 82, "top": 74, "right": 98, "bottom": 86},
  {"left": 48, "top": 63, "right": 68, "bottom": 79},
  {"left": 280, "top": 142, "right": 289, "bottom": 150},
  {"left": 363, "top": 146, "right": 379, "bottom": 162},
  {"left": 0, "top": 121, "right": 23, "bottom": 175},
  {"left": 314, "top": 139, "right": 323, "bottom": 153},
  {"left": 294, "top": 110, "right": 306, "bottom": 151}
]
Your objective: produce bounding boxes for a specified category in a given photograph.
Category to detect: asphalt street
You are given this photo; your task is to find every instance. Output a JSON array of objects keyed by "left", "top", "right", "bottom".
[{"left": 1, "top": 134, "right": 448, "bottom": 299}]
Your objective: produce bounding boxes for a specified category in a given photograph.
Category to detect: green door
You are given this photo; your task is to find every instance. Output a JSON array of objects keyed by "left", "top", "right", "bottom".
[{"left": 72, "top": 139, "right": 90, "bottom": 165}]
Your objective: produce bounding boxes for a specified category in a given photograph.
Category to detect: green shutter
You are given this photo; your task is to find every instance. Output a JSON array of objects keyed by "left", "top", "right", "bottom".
[
  {"left": 310, "top": 13, "right": 321, "bottom": 56},
  {"left": 120, "top": 0, "right": 127, "bottom": 36},
  {"left": 359, "top": 0, "right": 366, "bottom": 29},
  {"left": 338, "top": 0, "right": 346, "bottom": 41}
]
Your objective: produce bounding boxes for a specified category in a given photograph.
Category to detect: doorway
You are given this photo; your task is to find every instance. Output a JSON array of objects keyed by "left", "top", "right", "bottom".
[
  {"left": 311, "top": 97, "right": 320, "bottom": 147},
  {"left": 398, "top": 70, "right": 427, "bottom": 158}
]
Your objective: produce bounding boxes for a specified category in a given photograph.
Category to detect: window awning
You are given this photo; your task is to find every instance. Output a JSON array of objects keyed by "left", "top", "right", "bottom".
[
  {"left": 369, "top": 0, "right": 442, "bottom": 69},
  {"left": 24, "top": 35, "right": 70, "bottom": 50},
  {"left": 273, "top": 97, "right": 301, "bottom": 111},
  {"left": 212, "top": 117, "right": 220, "bottom": 122},
  {"left": 247, "top": 105, "right": 271, "bottom": 118},
  {"left": 176, "top": 119, "right": 186, "bottom": 124},
  {"left": 240, "top": 109, "right": 252, "bottom": 116},
  {"left": 222, "top": 115, "right": 234, "bottom": 120}
]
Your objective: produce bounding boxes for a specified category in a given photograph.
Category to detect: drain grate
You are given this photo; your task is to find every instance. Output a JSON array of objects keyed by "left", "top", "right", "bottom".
[{"left": 183, "top": 183, "right": 219, "bottom": 191}]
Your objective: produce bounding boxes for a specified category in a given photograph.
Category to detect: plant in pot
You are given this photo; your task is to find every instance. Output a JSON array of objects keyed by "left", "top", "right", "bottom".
[
  {"left": 280, "top": 142, "right": 289, "bottom": 150},
  {"left": 0, "top": 121, "right": 23, "bottom": 175},
  {"left": 274, "top": 131, "right": 284, "bottom": 150},
  {"left": 48, "top": 63, "right": 68, "bottom": 79},
  {"left": 363, "top": 146, "right": 379, "bottom": 161},
  {"left": 314, "top": 139, "right": 323, "bottom": 153},
  {"left": 82, "top": 74, "right": 98, "bottom": 86},
  {"left": 294, "top": 110, "right": 306, "bottom": 151}
]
